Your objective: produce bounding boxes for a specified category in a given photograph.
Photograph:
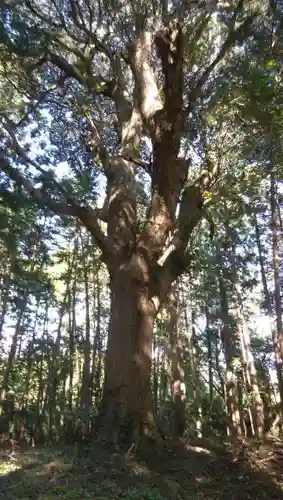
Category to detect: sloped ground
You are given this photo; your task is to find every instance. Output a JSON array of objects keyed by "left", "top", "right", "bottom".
[{"left": 0, "top": 438, "right": 282, "bottom": 499}]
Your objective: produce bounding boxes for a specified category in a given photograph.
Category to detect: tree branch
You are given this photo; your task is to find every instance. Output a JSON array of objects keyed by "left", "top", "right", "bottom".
[
  {"left": 46, "top": 52, "right": 113, "bottom": 97},
  {"left": 2, "top": 24, "right": 113, "bottom": 98},
  {"left": 156, "top": 151, "right": 218, "bottom": 272},
  {"left": 0, "top": 157, "right": 73, "bottom": 215},
  {"left": 150, "top": 247, "right": 193, "bottom": 310},
  {"left": 154, "top": 20, "right": 184, "bottom": 119},
  {"left": 127, "top": 29, "right": 162, "bottom": 125},
  {"left": 186, "top": 11, "right": 256, "bottom": 114},
  {"left": 0, "top": 157, "right": 112, "bottom": 267}
]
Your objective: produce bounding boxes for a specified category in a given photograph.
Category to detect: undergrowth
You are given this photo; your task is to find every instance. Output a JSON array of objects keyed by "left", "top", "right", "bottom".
[{"left": 0, "top": 438, "right": 282, "bottom": 499}]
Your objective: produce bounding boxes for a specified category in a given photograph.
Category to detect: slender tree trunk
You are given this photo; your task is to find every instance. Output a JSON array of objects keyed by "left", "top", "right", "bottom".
[
  {"left": 0, "top": 292, "right": 28, "bottom": 401},
  {"left": 227, "top": 224, "right": 264, "bottom": 439},
  {"left": 254, "top": 211, "right": 283, "bottom": 411},
  {"left": 35, "top": 302, "right": 49, "bottom": 443},
  {"left": 68, "top": 241, "right": 78, "bottom": 411},
  {"left": 218, "top": 268, "right": 242, "bottom": 438},
  {"left": 36, "top": 352, "right": 45, "bottom": 442},
  {"left": 215, "top": 331, "right": 226, "bottom": 405},
  {"left": 160, "top": 350, "right": 167, "bottom": 407},
  {"left": 80, "top": 232, "right": 92, "bottom": 416},
  {"left": 206, "top": 311, "right": 214, "bottom": 405},
  {"left": 75, "top": 347, "right": 81, "bottom": 408},
  {"left": 153, "top": 330, "right": 159, "bottom": 412},
  {"left": 90, "top": 262, "right": 101, "bottom": 404},
  {"left": 237, "top": 298, "right": 264, "bottom": 438},
  {"left": 47, "top": 293, "right": 67, "bottom": 440},
  {"left": 271, "top": 171, "right": 283, "bottom": 362},
  {"left": 0, "top": 244, "right": 16, "bottom": 342},
  {"left": 221, "top": 216, "right": 264, "bottom": 438},
  {"left": 168, "top": 286, "right": 186, "bottom": 438},
  {"left": 277, "top": 197, "right": 283, "bottom": 253},
  {"left": 191, "top": 311, "right": 203, "bottom": 438},
  {"left": 22, "top": 299, "right": 40, "bottom": 408}
]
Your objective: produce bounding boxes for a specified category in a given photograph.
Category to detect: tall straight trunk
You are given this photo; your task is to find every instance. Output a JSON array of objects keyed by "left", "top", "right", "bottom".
[
  {"left": 0, "top": 292, "right": 28, "bottom": 401},
  {"left": 225, "top": 220, "right": 264, "bottom": 439},
  {"left": 67, "top": 240, "right": 78, "bottom": 410},
  {"left": 153, "top": 329, "right": 159, "bottom": 411},
  {"left": 80, "top": 232, "right": 92, "bottom": 413},
  {"left": 181, "top": 284, "right": 202, "bottom": 438},
  {"left": 277, "top": 200, "right": 283, "bottom": 251},
  {"left": 206, "top": 311, "right": 214, "bottom": 405},
  {"left": 36, "top": 351, "right": 45, "bottom": 442},
  {"left": 35, "top": 301, "right": 49, "bottom": 442},
  {"left": 254, "top": 211, "right": 283, "bottom": 410},
  {"left": 96, "top": 261, "right": 159, "bottom": 445},
  {"left": 0, "top": 252, "right": 14, "bottom": 342},
  {"left": 0, "top": 215, "right": 17, "bottom": 343},
  {"left": 22, "top": 299, "right": 40, "bottom": 408},
  {"left": 90, "top": 262, "right": 101, "bottom": 404},
  {"left": 47, "top": 292, "right": 67, "bottom": 440},
  {"left": 215, "top": 331, "right": 226, "bottom": 400},
  {"left": 190, "top": 311, "right": 203, "bottom": 438},
  {"left": 75, "top": 343, "right": 81, "bottom": 408},
  {"left": 160, "top": 350, "right": 168, "bottom": 407},
  {"left": 236, "top": 296, "right": 264, "bottom": 438},
  {"left": 94, "top": 322, "right": 103, "bottom": 407},
  {"left": 218, "top": 267, "right": 242, "bottom": 437},
  {"left": 271, "top": 171, "right": 283, "bottom": 362},
  {"left": 168, "top": 286, "right": 186, "bottom": 438}
]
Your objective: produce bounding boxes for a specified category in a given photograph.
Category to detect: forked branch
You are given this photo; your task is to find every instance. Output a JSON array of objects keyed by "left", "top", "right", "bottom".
[{"left": 186, "top": 8, "right": 256, "bottom": 113}]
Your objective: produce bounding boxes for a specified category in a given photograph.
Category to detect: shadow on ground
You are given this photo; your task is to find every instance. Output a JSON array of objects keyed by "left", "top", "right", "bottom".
[{"left": 0, "top": 438, "right": 282, "bottom": 499}]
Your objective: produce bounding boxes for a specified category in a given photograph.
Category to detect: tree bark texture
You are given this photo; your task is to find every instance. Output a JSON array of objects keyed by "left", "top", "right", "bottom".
[{"left": 96, "top": 261, "right": 159, "bottom": 445}]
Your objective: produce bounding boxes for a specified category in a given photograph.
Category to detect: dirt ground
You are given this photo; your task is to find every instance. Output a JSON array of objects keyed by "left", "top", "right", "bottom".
[{"left": 0, "top": 437, "right": 283, "bottom": 499}]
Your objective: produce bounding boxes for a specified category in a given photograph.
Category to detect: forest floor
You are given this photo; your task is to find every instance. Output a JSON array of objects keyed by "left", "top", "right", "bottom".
[{"left": 0, "top": 437, "right": 283, "bottom": 499}]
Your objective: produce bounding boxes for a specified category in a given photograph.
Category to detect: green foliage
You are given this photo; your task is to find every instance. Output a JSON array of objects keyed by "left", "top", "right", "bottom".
[{"left": 0, "top": 0, "right": 282, "bottom": 452}]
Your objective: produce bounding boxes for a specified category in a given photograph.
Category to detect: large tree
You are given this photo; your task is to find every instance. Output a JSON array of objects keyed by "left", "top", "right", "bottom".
[{"left": 0, "top": 1, "right": 267, "bottom": 444}]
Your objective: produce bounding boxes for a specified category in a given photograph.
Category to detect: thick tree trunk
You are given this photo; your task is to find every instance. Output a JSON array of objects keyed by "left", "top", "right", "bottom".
[{"left": 96, "top": 260, "right": 160, "bottom": 446}]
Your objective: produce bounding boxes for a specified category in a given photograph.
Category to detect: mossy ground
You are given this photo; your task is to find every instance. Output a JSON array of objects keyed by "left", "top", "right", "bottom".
[{"left": 1, "top": 438, "right": 283, "bottom": 499}]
